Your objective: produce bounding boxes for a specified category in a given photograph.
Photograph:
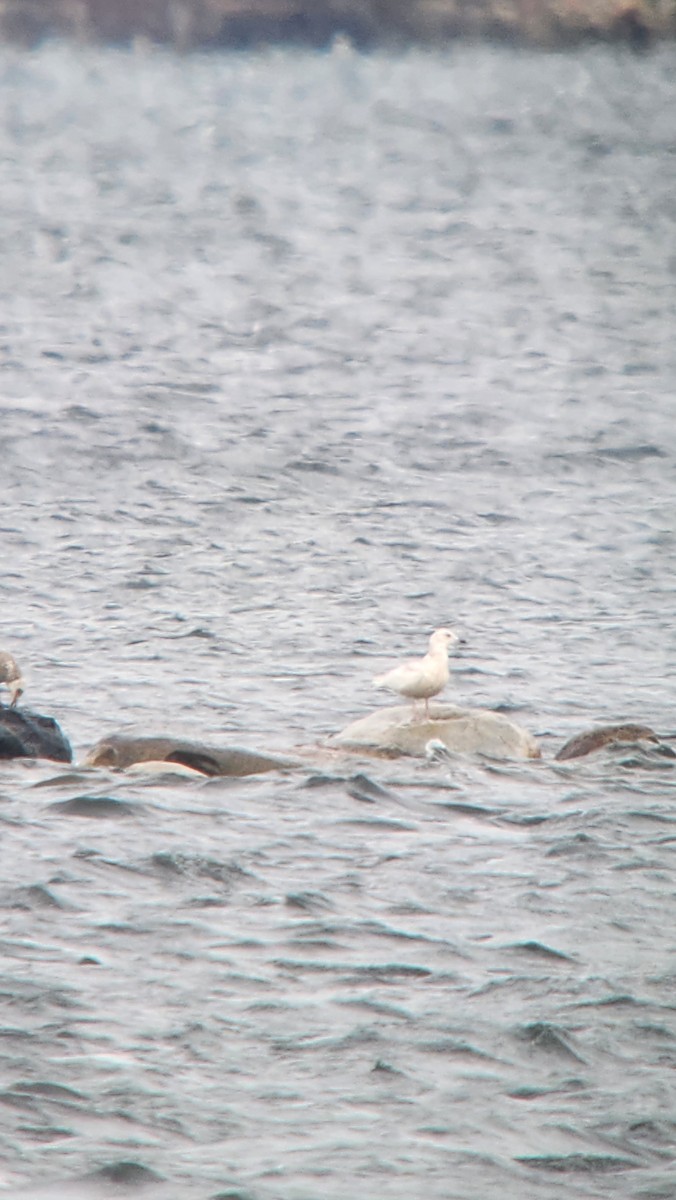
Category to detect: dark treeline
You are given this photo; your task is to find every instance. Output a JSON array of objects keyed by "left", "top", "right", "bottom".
[{"left": 0, "top": 0, "right": 671, "bottom": 50}]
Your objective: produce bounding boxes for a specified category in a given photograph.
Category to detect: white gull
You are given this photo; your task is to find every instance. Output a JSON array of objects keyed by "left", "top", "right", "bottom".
[{"left": 373, "top": 628, "right": 459, "bottom": 718}]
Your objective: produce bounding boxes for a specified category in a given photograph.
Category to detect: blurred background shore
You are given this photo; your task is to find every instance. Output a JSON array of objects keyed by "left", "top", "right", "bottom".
[{"left": 0, "top": 0, "right": 672, "bottom": 50}]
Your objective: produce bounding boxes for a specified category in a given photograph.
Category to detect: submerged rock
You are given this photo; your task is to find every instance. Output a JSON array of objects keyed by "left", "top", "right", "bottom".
[
  {"left": 555, "top": 723, "right": 670, "bottom": 761},
  {"left": 331, "top": 704, "right": 541, "bottom": 760},
  {"left": 85, "top": 734, "right": 298, "bottom": 776},
  {"left": 0, "top": 707, "right": 73, "bottom": 763}
]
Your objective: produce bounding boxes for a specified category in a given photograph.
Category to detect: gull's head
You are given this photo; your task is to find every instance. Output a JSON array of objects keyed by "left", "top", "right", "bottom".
[{"left": 429, "top": 628, "right": 459, "bottom": 652}]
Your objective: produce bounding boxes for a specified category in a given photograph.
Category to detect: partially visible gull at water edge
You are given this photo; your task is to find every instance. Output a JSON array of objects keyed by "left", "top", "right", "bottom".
[{"left": 0, "top": 650, "right": 24, "bottom": 707}]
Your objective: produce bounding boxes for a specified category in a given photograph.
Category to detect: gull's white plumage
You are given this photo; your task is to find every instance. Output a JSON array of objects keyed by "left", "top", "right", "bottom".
[{"left": 373, "top": 628, "right": 458, "bottom": 717}]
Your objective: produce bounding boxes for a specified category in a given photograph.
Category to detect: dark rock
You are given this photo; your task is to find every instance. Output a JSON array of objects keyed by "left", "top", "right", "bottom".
[{"left": 0, "top": 707, "right": 73, "bottom": 763}]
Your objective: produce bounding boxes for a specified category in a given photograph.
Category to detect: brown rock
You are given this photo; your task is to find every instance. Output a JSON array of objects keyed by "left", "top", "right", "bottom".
[
  {"left": 555, "top": 723, "right": 662, "bottom": 761},
  {"left": 86, "top": 734, "right": 298, "bottom": 775}
]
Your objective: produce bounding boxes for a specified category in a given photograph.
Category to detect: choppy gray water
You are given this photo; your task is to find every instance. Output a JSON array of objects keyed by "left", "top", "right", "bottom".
[{"left": 1, "top": 37, "right": 676, "bottom": 1200}]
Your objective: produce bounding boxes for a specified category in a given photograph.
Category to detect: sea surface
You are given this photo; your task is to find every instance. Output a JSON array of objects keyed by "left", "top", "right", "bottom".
[{"left": 0, "top": 36, "right": 675, "bottom": 1200}]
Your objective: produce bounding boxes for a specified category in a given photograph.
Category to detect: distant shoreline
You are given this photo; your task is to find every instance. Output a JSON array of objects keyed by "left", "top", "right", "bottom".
[{"left": 0, "top": 0, "right": 672, "bottom": 51}]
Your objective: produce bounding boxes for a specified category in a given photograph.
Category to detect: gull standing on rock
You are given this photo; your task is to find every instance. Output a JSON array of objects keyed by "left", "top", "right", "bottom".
[
  {"left": 373, "top": 628, "right": 459, "bottom": 718},
  {"left": 0, "top": 651, "right": 24, "bottom": 707}
]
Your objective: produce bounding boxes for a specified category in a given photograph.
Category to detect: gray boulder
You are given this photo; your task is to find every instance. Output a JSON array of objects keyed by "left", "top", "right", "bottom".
[{"left": 331, "top": 704, "right": 541, "bottom": 760}]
